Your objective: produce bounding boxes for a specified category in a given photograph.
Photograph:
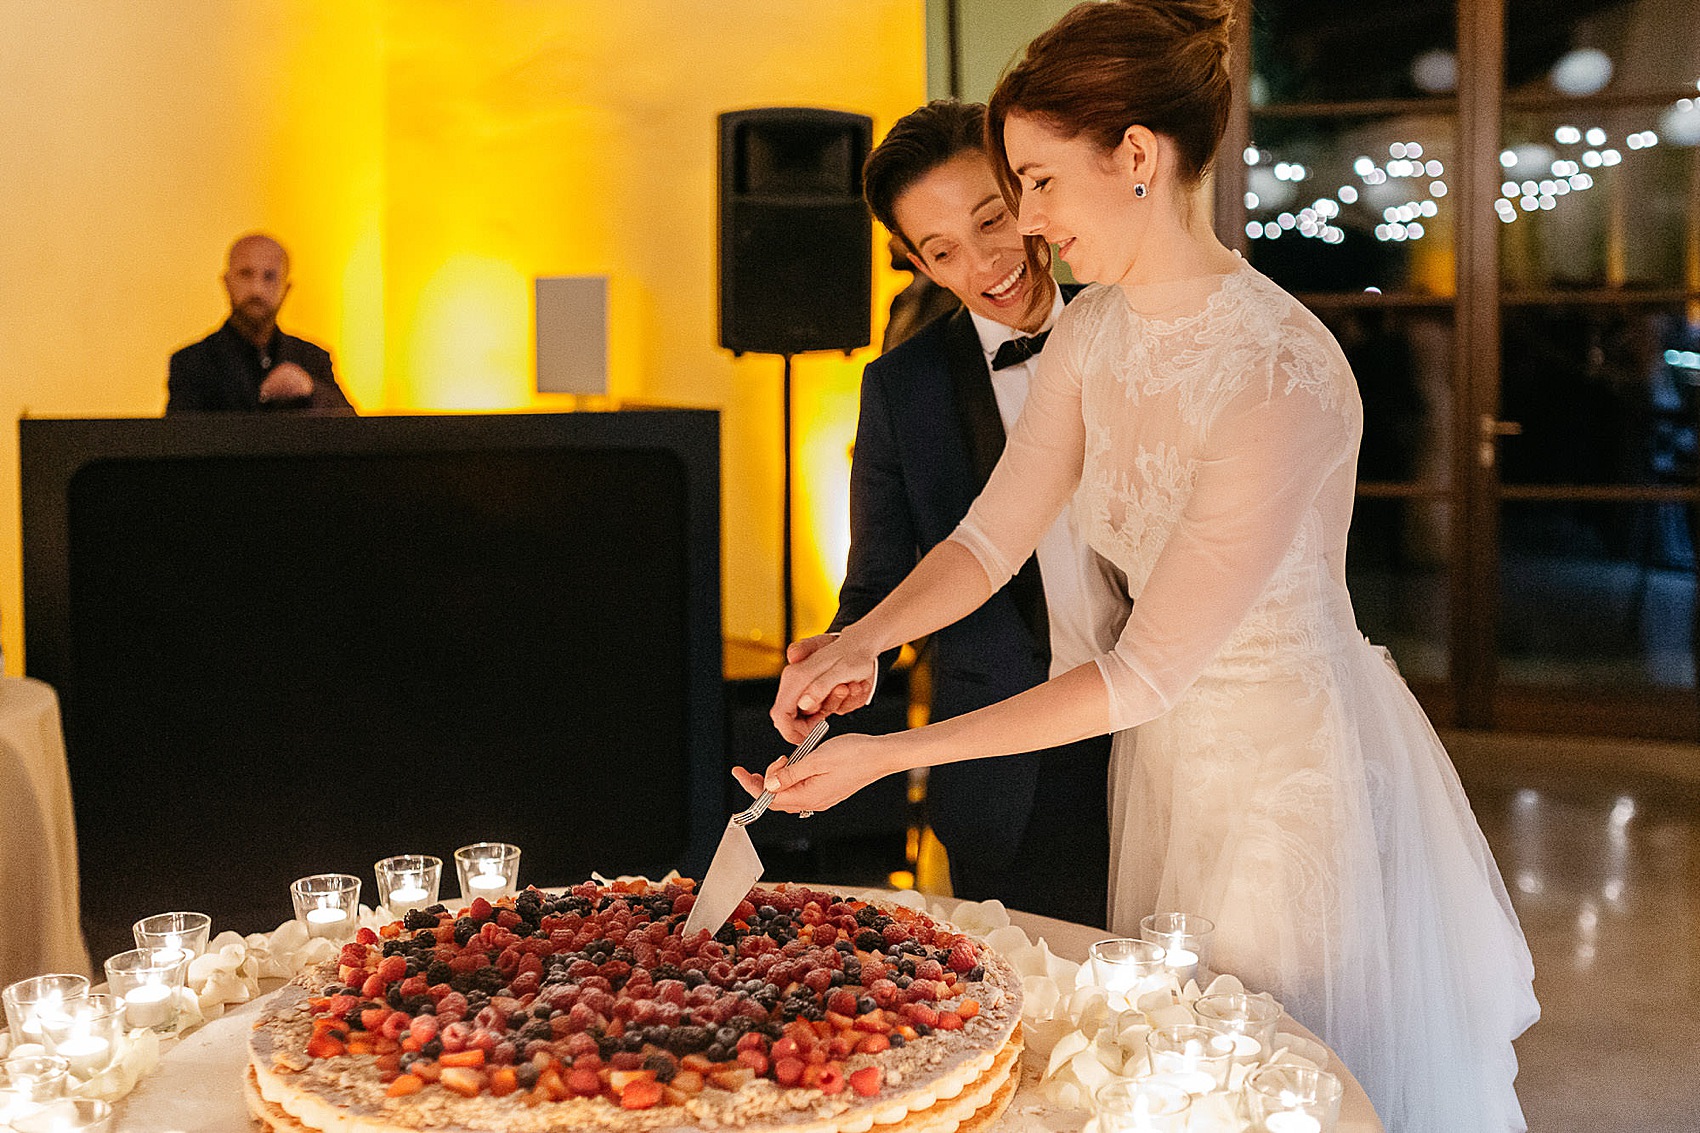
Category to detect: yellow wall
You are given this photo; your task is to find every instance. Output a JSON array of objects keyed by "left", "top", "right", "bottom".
[{"left": 0, "top": 1, "right": 926, "bottom": 671}]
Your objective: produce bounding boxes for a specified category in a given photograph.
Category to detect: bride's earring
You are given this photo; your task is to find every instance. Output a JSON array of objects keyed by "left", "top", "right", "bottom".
[{"left": 1133, "top": 182, "right": 1148, "bottom": 198}]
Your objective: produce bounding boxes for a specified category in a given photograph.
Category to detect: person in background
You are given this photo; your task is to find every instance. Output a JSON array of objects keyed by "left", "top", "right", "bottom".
[
  {"left": 166, "top": 233, "right": 355, "bottom": 414},
  {"left": 781, "top": 100, "right": 1127, "bottom": 926}
]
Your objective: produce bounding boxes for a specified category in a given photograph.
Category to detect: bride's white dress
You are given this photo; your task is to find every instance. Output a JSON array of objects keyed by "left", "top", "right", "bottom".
[{"left": 951, "top": 258, "right": 1539, "bottom": 1132}]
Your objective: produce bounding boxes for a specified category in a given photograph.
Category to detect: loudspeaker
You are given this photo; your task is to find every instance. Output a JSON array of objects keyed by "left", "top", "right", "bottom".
[{"left": 718, "top": 108, "right": 873, "bottom": 355}]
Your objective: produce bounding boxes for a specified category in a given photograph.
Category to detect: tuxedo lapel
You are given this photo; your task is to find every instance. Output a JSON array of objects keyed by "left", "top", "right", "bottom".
[{"left": 942, "top": 307, "right": 1049, "bottom": 659}]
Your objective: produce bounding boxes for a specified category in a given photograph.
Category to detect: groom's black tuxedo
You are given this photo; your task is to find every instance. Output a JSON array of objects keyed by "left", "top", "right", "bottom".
[{"left": 831, "top": 288, "right": 1110, "bottom": 927}]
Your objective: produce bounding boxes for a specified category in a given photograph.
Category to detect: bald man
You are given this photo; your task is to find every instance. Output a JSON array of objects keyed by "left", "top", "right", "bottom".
[{"left": 166, "top": 233, "right": 354, "bottom": 414}]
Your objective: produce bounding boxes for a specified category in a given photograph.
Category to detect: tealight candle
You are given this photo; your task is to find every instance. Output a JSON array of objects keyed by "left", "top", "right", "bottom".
[
  {"left": 1194, "top": 991, "right": 1283, "bottom": 1063},
  {"left": 1089, "top": 938, "right": 1168, "bottom": 1003},
  {"left": 1094, "top": 1079, "right": 1190, "bottom": 1133},
  {"left": 1244, "top": 1066, "right": 1342, "bottom": 1133},
  {"left": 40, "top": 994, "right": 121, "bottom": 1078},
  {"left": 1146, "top": 1024, "right": 1233, "bottom": 1096},
  {"left": 12, "top": 1097, "right": 115, "bottom": 1133},
  {"left": 374, "top": 855, "right": 443, "bottom": 916},
  {"left": 454, "top": 842, "right": 520, "bottom": 902},
  {"left": 51, "top": 1037, "right": 110, "bottom": 1078},
  {"left": 0, "top": 1056, "right": 69, "bottom": 1121},
  {"left": 1140, "top": 913, "right": 1214, "bottom": 984},
  {"left": 131, "top": 913, "right": 212, "bottom": 962},
  {"left": 290, "top": 874, "right": 362, "bottom": 941},
  {"left": 120, "top": 984, "right": 172, "bottom": 1029},
  {"left": 3, "top": 976, "right": 90, "bottom": 1046},
  {"left": 104, "top": 947, "right": 187, "bottom": 1034}
]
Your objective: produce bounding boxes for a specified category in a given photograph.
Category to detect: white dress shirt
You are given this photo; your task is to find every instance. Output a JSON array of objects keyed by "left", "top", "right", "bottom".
[{"left": 969, "top": 288, "right": 1127, "bottom": 676}]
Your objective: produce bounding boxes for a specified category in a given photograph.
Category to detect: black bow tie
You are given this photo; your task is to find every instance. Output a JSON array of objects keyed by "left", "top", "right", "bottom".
[{"left": 991, "top": 330, "right": 1050, "bottom": 371}]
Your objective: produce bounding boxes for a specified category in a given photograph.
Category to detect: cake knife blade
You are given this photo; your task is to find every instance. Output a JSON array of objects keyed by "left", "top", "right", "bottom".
[{"left": 684, "top": 720, "right": 829, "bottom": 939}]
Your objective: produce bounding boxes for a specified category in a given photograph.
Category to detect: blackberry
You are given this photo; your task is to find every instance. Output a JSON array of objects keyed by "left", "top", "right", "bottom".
[
  {"left": 596, "top": 1033, "right": 621, "bottom": 1058},
  {"left": 757, "top": 905, "right": 779, "bottom": 920},
  {"left": 705, "top": 1043, "right": 730, "bottom": 1062},
  {"left": 386, "top": 987, "right": 405, "bottom": 1009},
  {"left": 515, "top": 1063, "right": 541, "bottom": 1090},
  {"left": 760, "top": 1021, "right": 785, "bottom": 1040},
  {"left": 854, "top": 906, "right": 885, "bottom": 929},
  {"left": 423, "top": 903, "right": 449, "bottom": 917},
  {"left": 714, "top": 925, "right": 739, "bottom": 947},
  {"left": 422, "top": 1038, "right": 444, "bottom": 1059},
  {"left": 855, "top": 930, "right": 884, "bottom": 953},
  {"left": 913, "top": 1022, "right": 933, "bottom": 1037},
  {"left": 427, "top": 961, "right": 453, "bottom": 986},
  {"left": 452, "top": 918, "right": 478, "bottom": 946},
  {"left": 515, "top": 890, "right": 543, "bottom": 914},
  {"left": 405, "top": 996, "right": 432, "bottom": 1015},
  {"left": 382, "top": 939, "right": 406, "bottom": 957},
  {"left": 623, "top": 1033, "right": 647, "bottom": 1052},
  {"left": 321, "top": 985, "right": 342, "bottom": 997},
  {"left": 841, "top": 959, "right": 862, "bottom": 983},
  {"left": 644, "top": 1053, "right": 679, "bottom": 1083},
  {"left": 403, "top": 909, "right": 438, "bottom": 932},
  {"left": 897, "top": 958, "right": 917, "bottom": 977},
  {"left": 684, "top": 970, "right": 709, "bottom": 989},
  {"left": 651, "top": 963, "right": 686, "bottom": 984},
  {"left": 343, "top": 1006, "right": 365, "bottom": 1029},
  {"left": 611, "top": 946, "right": 636, "bottom": 965},
  {"left": 643, "top": 1025, "right": 672, "bottom": 1045},
  {"left": 966, "top": 965, "right": 985, "bottom": 982},
  {"left": 670, "top": 1025, "right": 711, "bottom": 1053}
]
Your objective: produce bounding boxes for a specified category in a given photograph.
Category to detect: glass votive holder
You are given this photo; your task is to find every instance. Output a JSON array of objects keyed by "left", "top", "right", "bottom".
[
  {"left": 1194, "top": 991, "right": 1283, "bottom": 1062},
  {"left": 1244, "top": 1065, "right": 1343, "bottom": 1133},
  {"left": 1145, "top": 1023, "right": 1235, "bottom": 1096},
  {"left": 454, "top": 842, "right": 520, "bottom": 902},
  {"left": 3, "top": 976, "right": 91, "bottom": 1046},
  {"left": 131, "top": 912, "right": 212, "bottom": 966},
  {"left": 290, "top": 874, "right": 363, "bottom": 940},
  {"left": 1094, "top": 1078, "right": 1191, "bottom": 1132},
  {"left": 1089, "top": 938, "right": 1169, "bottom": 1000},
  {"left": 374, "top": 855, "right": 443, "bottom": 915},
  {"left": 1140, "top": 912, "right": 1215, "bottom": 983},
  {"left": 0, "top": 1056, "right": 69, "bottom": 1124},
  {"left": 39, "top": 995, "right": 121, "bottom": 1077},
  {"left": 13, "top": 1097, "right": 115, "bottom": 1133},
  {"left": 103, "top": 948, "right": 188, "bottom": 1033}
]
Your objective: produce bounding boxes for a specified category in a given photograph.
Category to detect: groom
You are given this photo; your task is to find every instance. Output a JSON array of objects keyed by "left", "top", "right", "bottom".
[{"left": 809, "top": 101, "right": 1124, "bottom": 926}]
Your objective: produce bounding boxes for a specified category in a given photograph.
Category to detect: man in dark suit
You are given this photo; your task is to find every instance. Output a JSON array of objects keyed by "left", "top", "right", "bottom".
[
  {"left": 166, "top": 233, "right": 355, "bottom": 414},
  {"left": 816, "top": 102, "right": 1124, "bottom": 926}
]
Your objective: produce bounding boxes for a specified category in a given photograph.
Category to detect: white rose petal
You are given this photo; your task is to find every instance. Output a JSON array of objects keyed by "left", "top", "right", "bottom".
[{"left": 1043, "top": 1029, "right": 1091, "bottom": 1081}]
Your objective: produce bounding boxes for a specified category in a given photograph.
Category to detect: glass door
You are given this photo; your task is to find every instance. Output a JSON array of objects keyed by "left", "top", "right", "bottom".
[{"left": 1228, "top": 0, "right": 1700, "bottom": 738}]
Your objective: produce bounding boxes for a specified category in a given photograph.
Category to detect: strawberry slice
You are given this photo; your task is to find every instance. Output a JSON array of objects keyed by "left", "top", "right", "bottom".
[{"left": 849, "top": 1066, "right": 881, "bottom": 1097}]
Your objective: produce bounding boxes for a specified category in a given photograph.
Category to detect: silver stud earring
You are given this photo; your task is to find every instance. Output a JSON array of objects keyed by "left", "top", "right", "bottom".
[{"left": 1134, "top": 182, "right": 1148, "bottom": 198}]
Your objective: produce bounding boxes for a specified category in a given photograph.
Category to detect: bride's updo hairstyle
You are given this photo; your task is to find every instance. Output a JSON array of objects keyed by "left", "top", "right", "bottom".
[{"left": 986, "top": 0, "right": 1234, "bottom": 272}]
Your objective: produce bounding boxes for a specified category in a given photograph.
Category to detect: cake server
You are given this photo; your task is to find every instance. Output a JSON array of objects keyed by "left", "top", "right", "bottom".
[{"left": 684, "top": 719, "right": 828, "bottom": 939}]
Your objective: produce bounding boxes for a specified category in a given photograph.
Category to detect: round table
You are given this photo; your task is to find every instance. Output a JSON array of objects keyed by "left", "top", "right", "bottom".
[
  {"left": 115, "top": 902, "right": 1384, "bottom": 1131},
  {"left": 0, "top": 676, "right": 92, "bottom": 988}
]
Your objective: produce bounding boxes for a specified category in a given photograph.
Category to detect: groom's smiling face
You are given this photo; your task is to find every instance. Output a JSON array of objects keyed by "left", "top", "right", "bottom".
[{"left": 893, "top": 151, "right": 1051, "bottom": 334}]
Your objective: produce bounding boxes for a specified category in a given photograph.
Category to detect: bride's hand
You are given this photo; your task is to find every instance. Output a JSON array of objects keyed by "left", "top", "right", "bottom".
[
  {"left": 769, "top": 633, "right": 877, "bottom": 743},
  {"left": 732, "top": 734, "right": 893, "bottom": 814}
]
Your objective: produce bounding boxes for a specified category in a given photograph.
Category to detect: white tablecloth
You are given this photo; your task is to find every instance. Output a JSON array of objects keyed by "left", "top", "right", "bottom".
[
  {"left": 0, "top": 677, "right": 92, "bottom": 987},
  {"left": 115, "top": 903, "right": 1383, "bottom": 1131}
]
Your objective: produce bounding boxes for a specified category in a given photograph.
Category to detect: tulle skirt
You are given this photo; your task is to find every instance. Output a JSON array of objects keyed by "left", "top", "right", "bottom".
[{"left": 1106, "top": 632, "right": 1538, "bottom": 1133}]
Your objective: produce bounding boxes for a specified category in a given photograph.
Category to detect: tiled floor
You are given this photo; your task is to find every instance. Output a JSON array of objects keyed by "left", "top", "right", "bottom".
[{"left": 1446, "top": 730, "right": 1700, "bottom": 1133}]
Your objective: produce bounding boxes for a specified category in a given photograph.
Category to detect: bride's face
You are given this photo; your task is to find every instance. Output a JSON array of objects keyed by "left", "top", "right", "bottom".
[{"left": 1003, "top": 112, "right": 1148, "bottom": 286}]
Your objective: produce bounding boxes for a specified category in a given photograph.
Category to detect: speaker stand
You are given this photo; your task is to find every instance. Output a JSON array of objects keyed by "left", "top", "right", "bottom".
[{"left": 781, "top": 352, "right": 796, "bottom": 651}]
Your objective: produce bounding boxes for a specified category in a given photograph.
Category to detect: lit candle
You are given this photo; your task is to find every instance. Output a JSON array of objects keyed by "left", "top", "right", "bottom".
[
  {"left": 1265, "top": 1112, "right": 1323, "bottom": 1133},
  {"left": 387, "top": 885, "right": 429, "bottom": 912},
  {"left": 1213, "top": 1031, "right": 1261, "bottom": 1057},
  {"left": 53, "top": 1035, "right": 110, "bottom": 1077},
  {"left": 305, "top": 907, "right": 349, "bottom": 938},
  {"left": 123, "top": 984, "right": 173, "bottom": 1029},
  {"left": 468, "top": 872, "right": 506, "bottom": 893}
]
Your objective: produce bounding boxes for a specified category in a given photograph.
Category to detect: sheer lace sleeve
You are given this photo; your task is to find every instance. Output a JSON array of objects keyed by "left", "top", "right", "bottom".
[
  {"left": 948, "top": 305, "right": 1092, "bottom": 588},
  {"left": 1095, "top": 334, "right": 1359, "bottom": 731}
]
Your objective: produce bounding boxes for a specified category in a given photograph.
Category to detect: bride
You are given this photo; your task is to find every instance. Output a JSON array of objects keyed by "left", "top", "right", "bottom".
[{"left": 738, "top": 2, "right": 1538, "bottom": 1129}]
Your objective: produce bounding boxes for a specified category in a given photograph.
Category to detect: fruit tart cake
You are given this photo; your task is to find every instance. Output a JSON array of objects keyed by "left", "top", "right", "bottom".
[{"left": 246, "top": 879, "right": 1023, "bottom": 1133}]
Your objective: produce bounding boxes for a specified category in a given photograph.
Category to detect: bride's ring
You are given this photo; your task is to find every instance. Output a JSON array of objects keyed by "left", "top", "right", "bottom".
[{"left": 799, "top": 810, "right": 815, "bottom": 819}]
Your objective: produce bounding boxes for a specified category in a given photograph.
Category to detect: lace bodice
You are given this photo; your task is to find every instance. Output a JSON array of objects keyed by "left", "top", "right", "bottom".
[{"left": 952, "top": 259, "right": 1363, "bottom": 731}]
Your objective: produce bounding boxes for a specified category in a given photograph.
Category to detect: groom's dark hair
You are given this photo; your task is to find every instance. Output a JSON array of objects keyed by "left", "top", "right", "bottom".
[{"left": 862, "top": 100, "right": 988, "bottom": 258}]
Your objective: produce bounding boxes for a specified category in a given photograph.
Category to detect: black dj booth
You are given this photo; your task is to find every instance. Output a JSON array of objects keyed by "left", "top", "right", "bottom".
[{"left": 20, "top": 411, "right": 724, "bottom": 958}]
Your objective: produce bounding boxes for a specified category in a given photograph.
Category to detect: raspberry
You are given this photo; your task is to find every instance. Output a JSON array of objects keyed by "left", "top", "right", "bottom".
[
  {"left": 947, "top": 942, "right": 977, "bottom": 973},
  {"left": 803, "top": 968, "right": 833, "bottom": 993},
  {"left": 377, "top": 955, "right": 407, "bottom": 984},
  {"left": 901, "top": 1003, "right": 938, "bottom": 1028},
  {"left": 826, "top": 990, "right": 858, "bottom": 1016},
  {"left": 915, "top": 959, "right": 944, "bottom": 982},
  {"left": 881, "top": 924, "right": 909, "bottom": 946},
  {"left": 868, "top": 979, "right": 898, "bottom": 1008},
  {"left": 467, "top": 897, "right": 494, "bottom": 923},
  {"left": 811, "top": 923, "right": 839, "bottom": 947},
  {"left": 773, "top": 1056, "right": 805, "bottom": 1086}
]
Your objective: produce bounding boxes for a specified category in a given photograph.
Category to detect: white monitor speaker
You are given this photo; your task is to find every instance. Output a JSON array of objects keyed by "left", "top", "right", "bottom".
[{"left": 535, "top": 275, "right": 608, "bottom": 395}]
